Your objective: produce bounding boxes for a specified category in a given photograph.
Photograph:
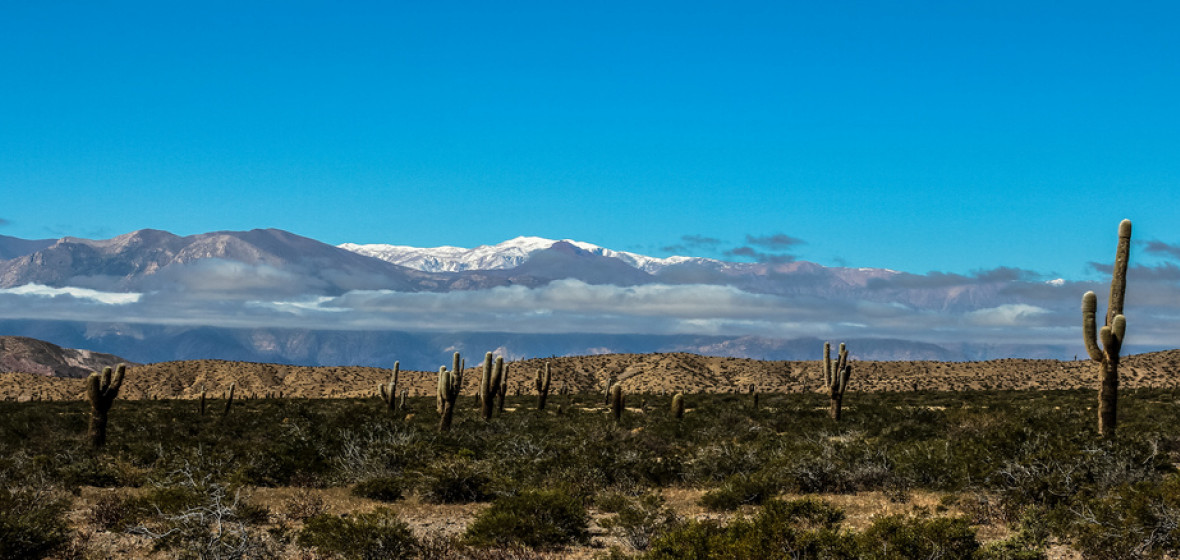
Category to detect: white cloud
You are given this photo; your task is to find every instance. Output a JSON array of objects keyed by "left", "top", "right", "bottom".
[
  {"left": 965, "top": 303, "right": 1051, "bottom": 327},
  {"left": 0, "top": 283, "right": 141, "bottom": 305}
]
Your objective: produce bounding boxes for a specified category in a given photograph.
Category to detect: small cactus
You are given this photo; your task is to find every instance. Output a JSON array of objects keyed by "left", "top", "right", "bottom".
[
  {"left": 378, "top": 361, "right": 400, "bottom": 413},
  {"left": 611, "top": 384, "right": 624, "bottom": 422},
  {"left": 1084, "top": 219, "right": 1131, "bottom": 438},
  {"left": 438, "top": 358, "right": 464, "bottom": 432},
  {"left": 536, "top": 362, "right": 553, "bottom": 410},
  {"left": 824, "top": 342, "right": 853, "bottom": 421},
  {"left": 671, "top": 392, "right": 685, "bottom": 420},
  {"left": 86, "top": 364, "right": 126, "bottom": 448},
  {"left": 198, "top": 385, "right": 207, "bottom": 416}
]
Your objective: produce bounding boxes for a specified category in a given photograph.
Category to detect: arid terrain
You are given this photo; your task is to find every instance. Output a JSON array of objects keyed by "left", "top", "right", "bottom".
[{"left": 6, "top": 349, "right": 1180, "bottom": 402}]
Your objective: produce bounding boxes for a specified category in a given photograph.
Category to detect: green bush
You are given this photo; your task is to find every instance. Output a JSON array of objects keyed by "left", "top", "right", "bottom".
[
  {"left": 464, "top": 489, "right": 590, "bottom": 549},
  {"left": 352, "top": 476, "right": 405, "bottom": 502},
  {"left": 299, "top": 508, "right": 417, "bottom": 560},
  {"left": 0, "top": 485, "right": 71, "bottom": 560},
  {"left": 1066, "top": 476, "right": 1180, "bottom": 559},
  {"left": 699, "top": 473, "right": 779, "bottom": 511},
  {"left": 857, "top": 514, "right": 979, "bottom": 560},
  {"left": 643, "top": 498, "right": 856, "bottom": 560},
  {"left": 418, "top": 460, "right": 493, "bottom": 504}
]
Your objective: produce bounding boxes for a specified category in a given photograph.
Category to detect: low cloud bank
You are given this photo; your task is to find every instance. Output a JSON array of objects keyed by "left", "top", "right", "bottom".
[{"left": 1, "top": 269, "right": 1177, "bottom": 351}]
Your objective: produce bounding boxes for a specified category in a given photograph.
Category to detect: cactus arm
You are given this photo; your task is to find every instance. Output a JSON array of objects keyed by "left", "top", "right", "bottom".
[
  {"left": 110, "top": 364, "right": 126, "bottom": 395},
  {"left": 1112, "top": 314, "right": 1126, "bottom": 345},
  {"left": 1108, "top": 219, "right": 1132, "bottom": 323},
  {"left": 823, "top": 342, "right": 832, "bottom": 388},
  {"left": 1082, "top": 291, "right": 1104, "bottom": 362},
  {"left": 87, "top": 372, "right": 102, "bottom": 404}
]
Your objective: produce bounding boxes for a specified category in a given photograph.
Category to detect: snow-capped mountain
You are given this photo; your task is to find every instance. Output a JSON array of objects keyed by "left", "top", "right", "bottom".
[{"left": 339, "top": 236, "right": 705, "bottom": 274}]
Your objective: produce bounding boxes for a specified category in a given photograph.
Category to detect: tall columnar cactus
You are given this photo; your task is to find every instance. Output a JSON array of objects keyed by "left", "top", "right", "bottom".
[
  {"left": 438, "top": 363, "right": 464, "bottom": 432},
  {"left": 824, "top": 342, "right": 853, "bottom": 421},
  {"left": 497, "top": 362, "right": 508, "bottom": 413},
  {"left": 671, "top": 392, "right": 685, "bottom": 420},
  {"left": 611, "top": 384, "right": 624, "bottom": 422},
  {"left": 604, "top": 374, "right": 617, "bottom": 405},
  {"left": 479, "top": 352, "right": 493, "bottom": 410},
  {"left": 86, "top": 364, "right": 126, "bottom": 448},
  {"left": 378, "top": 361, "right": 400, "bottom": 412},
  {"left": 749, "top": 383, "right": 759, "bottom": 409},
  {"left": 536, "top": 362, "right": 553, "bottom": 410},
  {"left": 1084, "top": 219, "right": 1131, "bottom": 438},
  {"left": 198, "top": 385, "right": 207, "bottom": 416},
  {"left": 440, "top": 353, "right": 462, "bottom": 414},
  {"left": 481, "top": 354, "right": 503, "bottom": 420},
  {"left": 223, "top": 382, "right": 236, "bottom": 417}
]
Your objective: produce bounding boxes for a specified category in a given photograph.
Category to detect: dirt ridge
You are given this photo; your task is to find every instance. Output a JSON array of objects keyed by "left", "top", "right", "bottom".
[{"left": 5, "top": 349, "right": 1180, "bottom": 402}]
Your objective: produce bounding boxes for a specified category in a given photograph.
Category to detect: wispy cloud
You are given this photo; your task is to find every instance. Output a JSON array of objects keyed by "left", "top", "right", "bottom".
[
  {"left": 1143, "top": 240, "right": 1180, "bottom": 261},
  {"left": 724, "top": 246, "right": 797, "bottom": 264},
  {"left": 745, "top": 233, "right": 805, "bottom": 249},
  {"left": 661, "top": 234, "right": 725, "bottom": 254},
  {"left": 0, "top": 283, "right": 141, "bottom": 305},
  {"left": 720, "top": 233, "right": 806, "bottom": 263}
]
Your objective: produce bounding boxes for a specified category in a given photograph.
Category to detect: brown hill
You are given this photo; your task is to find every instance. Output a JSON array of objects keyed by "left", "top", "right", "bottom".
[
  {"left": 0, "top": 336, "right": 133, "bottom": 379},
  {"left": 4, "top": 349, "right": 1180, "bottom": 402}
]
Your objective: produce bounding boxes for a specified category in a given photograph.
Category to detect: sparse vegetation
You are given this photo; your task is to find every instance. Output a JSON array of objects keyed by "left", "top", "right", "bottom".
[{"left": 6, "top": 378, "right": 1180, "bottom": 557}]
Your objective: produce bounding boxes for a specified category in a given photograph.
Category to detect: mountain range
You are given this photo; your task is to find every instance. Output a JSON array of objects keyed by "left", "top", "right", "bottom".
[{"left": 0, "top": 228, "right": 1172, "bottom": 368}]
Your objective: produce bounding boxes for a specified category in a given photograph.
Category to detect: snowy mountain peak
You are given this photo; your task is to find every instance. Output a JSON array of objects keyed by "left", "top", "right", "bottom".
[{"left": 339, "top": 237, "right": 707, "bottom": 273}]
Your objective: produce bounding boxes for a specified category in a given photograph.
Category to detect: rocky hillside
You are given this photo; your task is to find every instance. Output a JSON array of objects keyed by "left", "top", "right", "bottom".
[
  {"left": 0, "top": 336, "right": 132, "bottom": 379},
  {"left": 5, "top": 349, "right": 1180, "bottom": 401}
]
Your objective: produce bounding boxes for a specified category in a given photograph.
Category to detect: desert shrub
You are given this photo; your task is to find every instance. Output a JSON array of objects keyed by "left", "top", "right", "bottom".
[
  {"left": 1065, "top": 476, "right": 1180, "bottom": 560},
  {"left": 134, "top": 483, "right": 206, "bottom": 515},
  {"left": 280, "top": 487, "right": 326, "bottom": 522},
  {"left": 464, "top": 489, "right": 590, "bottom": 549},
  {"left": 644, "top": 497, "right": 855, "bottom": 560},
  {"left": 594, "top": 491, "right": 633, "bottom": 513},
  {"left": 299, "top": 507, "right": 417, "bottom": 560},
  {"left": 86, "top": 491, "right": 140, "bottom": 531},
  {"left": 685, "top": 441, "right": 761, "bottom": 483},
  {"left": 58, "top": 453, "right": 124, "bottom": 488},
  {"left": 699, "top": 472, "right": 779, "bottom": 511},
  {"left": 599, "top": 493, "right": 680, "bottom": 550},
  {"left": 418, "top": 459, "right": 493, "bottom": 504},
  {"left": 352, "top": 475, "right": 405, "bottom": 502},
  {"left": 856, "top": 514, "right": 979, "bottom": 560},
  {"left": 129, "top": 472, "right": 275, "bottom": 560},
  {"left": 642, "top": 519, "right": 732, "bottom": 560},
  {"left": 417, "top": 535, "right": 547, "bottom": 559},
  {"left": 0, "top": 485, "right": 71, "bottom": 559}
]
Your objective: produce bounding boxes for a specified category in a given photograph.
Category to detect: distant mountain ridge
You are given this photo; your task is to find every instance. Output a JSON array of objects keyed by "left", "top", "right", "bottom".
[
  {"left": 0, "top": 228, "right": 1134, "bottom": 366},
  {"left": 339, "top": 236, "right": 704, "bottom": 274}
]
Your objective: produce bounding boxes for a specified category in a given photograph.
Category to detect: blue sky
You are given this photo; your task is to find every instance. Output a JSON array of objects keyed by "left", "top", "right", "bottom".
[{"left": 2, "top": 1, "right": 1178, "bottom": 279}]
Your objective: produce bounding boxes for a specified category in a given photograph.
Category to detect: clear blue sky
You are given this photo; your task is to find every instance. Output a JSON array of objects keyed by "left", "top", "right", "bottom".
[{"left": 2, "top": 1, "right": 1177, "bottom": 278}]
